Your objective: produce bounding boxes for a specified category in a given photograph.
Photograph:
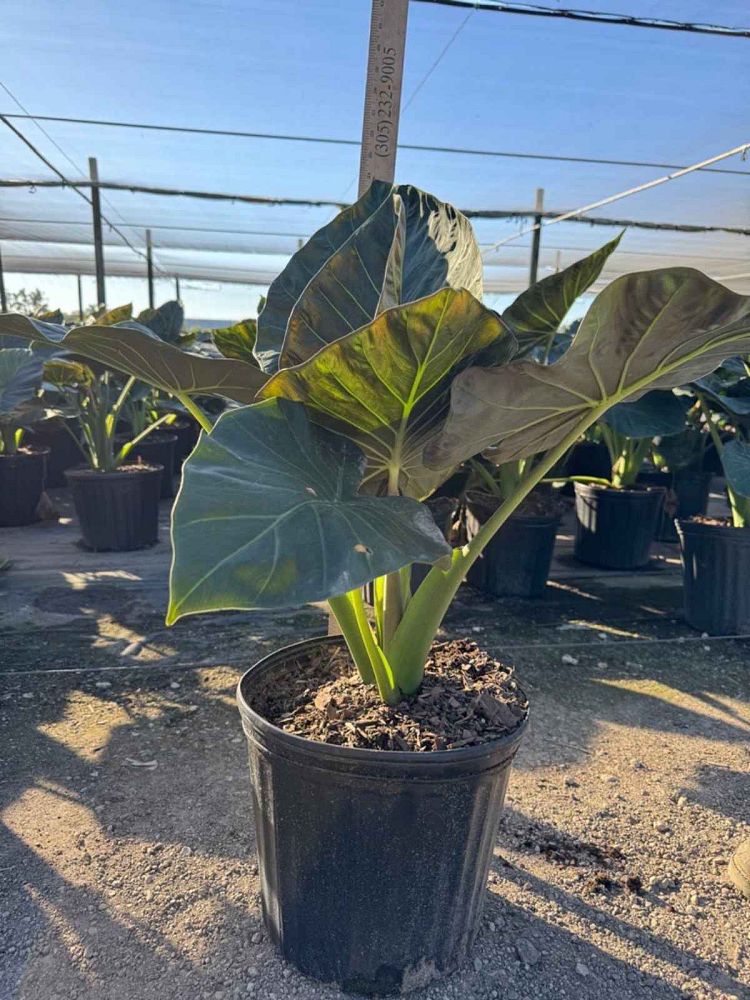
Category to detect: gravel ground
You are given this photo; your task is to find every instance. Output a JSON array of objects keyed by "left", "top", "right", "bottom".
[{"left": 1, "top": 503, "right": 749, "bottom": 1000}]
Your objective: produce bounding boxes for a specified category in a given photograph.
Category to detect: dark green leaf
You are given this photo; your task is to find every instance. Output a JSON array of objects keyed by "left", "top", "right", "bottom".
[
  {"left": 137, "top": 301, "right": 185, "bottom": 344},
  {"left": 0, "top": 314, "right": 266, "bottom": 403},
  {"left": 0, "top": 349, "right": 43, "bottom": 417},
  {"left": 722, "top": 438, "right": 750, "bottom": 498},
  {"left": 212, "top": 319, "right": 258, "bottom": 363},
  {"left": 260, "top": 288, "right": 511, "bottom": 499},
  {"left": 504, "top": 234, "right": 622, "bottom": 358},
  {"left": 255, "top": 182, "right": 482, "bottom": 371},
  {"left": 167, "top": 398, "right": 451, "bottom": 622},
  {"left": 604, "top": 391, "right": 692, "bottom": 439},
  {"left": 427, "top": 268, "right": 750, "bottom": 469}
]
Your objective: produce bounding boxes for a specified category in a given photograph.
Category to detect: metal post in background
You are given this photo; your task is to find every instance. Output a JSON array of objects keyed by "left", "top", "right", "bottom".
[
  {"left": 146, "top": 229, "right": 155, "bottom": 308},
  {"left": 358, "top": 0, "right": 409, "bottom": 196},
  {"left": 88, "top": 157, "right": 106, "bottom": 307},
  {"left": 77, "top": 274, "right": 84, "bottom": 321},
  {"left": 0, "top": 244, "right": 7, "bottom": 312},
  {"left": 528, "top": 187, "right": 544, "bottom": 286},
  {"left": 174, "top": 275, "right": 181, "bottom": 301}
]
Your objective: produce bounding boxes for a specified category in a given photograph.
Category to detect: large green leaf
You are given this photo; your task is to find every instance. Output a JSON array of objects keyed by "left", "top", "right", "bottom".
[
  {"left": 0, "top": 349, "right": 43, "bottom": 417},
  {"left": 604, "top": 390, "right": 692, "bottom": 439},
  {"left": 696, "top": 369, "right": 750, "bottom": 417},
  {"left": 503, "top": 234, "right": 622, "bottom": 359},
  {"left": 722, "top": 438, "right": 750, "bottom": 498},
  {"left": 0, "top": 314, "right": 266, "bottom": 403},
  {"left": 427, "top": 268, "right": 750, "bottom": 469},
  {"left": 259, "top": 288, "right": 512, "bottom": 499},
  {"left": 137, "top": 301, "right": 185, "bottom": 344},
  {"left": 212, "top": 319, "right": 258, "bottom": 363},
  {"left": 167, "top": 398, "right": 450, "bottom": 622},
  {"left": 254, "top": 181, "right": 482, "bottom": 372}
]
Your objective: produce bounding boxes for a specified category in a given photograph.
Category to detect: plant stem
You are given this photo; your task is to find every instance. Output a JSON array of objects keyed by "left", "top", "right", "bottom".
[
  {"left": 388, "top": 405, "right": 608, "bottom": 692},
  {"left": 175, "top": 392, "right": 212, "bottom": 434},
  {"left": 327, "top": 592, "right": 375, "bottom": 685}
]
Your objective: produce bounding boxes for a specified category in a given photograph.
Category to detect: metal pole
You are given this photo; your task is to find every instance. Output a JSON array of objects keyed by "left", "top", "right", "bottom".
[
  {"left": 528, "top": 188, "right": 544, "bottom": 286},
  {"left": 358, "top": 0, "right": 409, "bottom": 196},
  {"left": 146, "top": 229, "right": 155, "bottom": 308},
  {"left": 77, "top": 274, "right": 84, "bottom": 321},
  {"left": 88, "top": 157, "right": 106, "bottom": 307},
  {"left": 174, "top": 275, "right": 180, "bottom": 301},
  {"left": 0, "top": 244, "right": 7, "bottom": 312}
]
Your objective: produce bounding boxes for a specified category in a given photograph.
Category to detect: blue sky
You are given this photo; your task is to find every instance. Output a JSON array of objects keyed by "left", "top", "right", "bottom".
[{"left": 1, "top": 0, "right": 748, "bottom": 319}]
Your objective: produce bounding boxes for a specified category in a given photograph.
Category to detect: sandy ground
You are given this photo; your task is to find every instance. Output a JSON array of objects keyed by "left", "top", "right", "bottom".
[{"left": 1, "top": 491, "right": 749, "bottom": 1000}]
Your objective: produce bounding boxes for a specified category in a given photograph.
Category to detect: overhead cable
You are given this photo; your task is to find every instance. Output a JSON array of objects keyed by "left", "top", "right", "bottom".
[
  {"left": 2, "top": 178, "right": 749, "bottom": 238},
  {"left": 483, "top": 143, "right": 750, "bottom": 253},
  {"left": 0, "top": 115, "right": 166, "bottom": 273},
  {"left": 1, "top": 113, "right": 747, "bottom": 177},
  {"left": 412, "top": 0, "right": 750, "bottom": 38}
]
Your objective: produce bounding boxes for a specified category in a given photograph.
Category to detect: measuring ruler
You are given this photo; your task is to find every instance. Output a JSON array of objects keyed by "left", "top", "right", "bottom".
[{"left": 358, "top": 0, "right": 410, "bottom": 197}]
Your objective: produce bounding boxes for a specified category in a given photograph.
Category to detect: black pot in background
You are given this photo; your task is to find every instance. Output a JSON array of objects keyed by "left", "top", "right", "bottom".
[
  {"left": 0, "top": 447, "right": 49, "bottom": 527},
  {"left": 171, "top": 418, "right": 200, "bottom": 468},
  {"left": 364, "top": 496, "right": 458, "bottom": 602},
  {"left": 66, "top": 464, "right": 162, "bottom": 551},
  {"left": 122, "top": 432, "right": 177, "bottom": 499},
  {"left": 638, "top": 469, "right": 712, "bottom": 542},
  {"left": 561, "top": 440, "right": 611, "bottom": 496},
  {"left": 25, "top": 417, "right": 82, "bottom": 488},
  {"left": 237, "top": 635, "right": 528, "bottom": 995},
  {"left": 677, "top": 518, "right": 750, "bottom": 634},
  {"left": 465, "top": 494, "right": 559, "bottom": 598},
  {"left": 574, "top": 482, "right": 665, "bottom": 570}
]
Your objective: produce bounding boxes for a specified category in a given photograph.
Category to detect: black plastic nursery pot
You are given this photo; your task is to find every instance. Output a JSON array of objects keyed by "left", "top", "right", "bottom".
[
  {"left": 574, "top": 482, "right": 665, "bottom": 570},
  {"left": 677, "top": 518, "right": 750, "bottom": 634},
  {"left": 65, "top": 464, "right": 163, "bottom": 551},
  {"left": 464, "top": 495, "right": 559, "bottom": 598},
  {"left": 237, "top": 635, "right": 528, "bottom": 996},
  {"left": 171, "top": 419, "right": 200, "bottom": 468},
  {"left": 638, "top": 469, "right": 712, "bottom": 543},
  {"left": 124, "top": 432, "right": 177, "bottom": 498},
  {"left": 25, "top": 417, "right": 82, "bottom": 488},
  {"left": 0, "top": 447, "right": 49, "bottom": 527}
]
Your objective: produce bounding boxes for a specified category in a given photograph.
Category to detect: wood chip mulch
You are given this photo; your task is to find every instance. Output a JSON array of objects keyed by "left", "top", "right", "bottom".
[{"left": 252, "top": 638, "right": 528, "bottom": 752}]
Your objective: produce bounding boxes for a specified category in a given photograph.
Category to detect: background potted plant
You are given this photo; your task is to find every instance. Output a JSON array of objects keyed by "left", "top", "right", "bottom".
[
  {"left": 45, "top": 358, "right": 173, "bottom": 551},
  {"left": 463, "top": 456, "right": 563, "bottom": 598},
  {"left": 572, "top": 390, "right": 690, "bottom": 568},
  {"left": 4, "top": 182, "right": 750, "bottom": 993},
  {"left": 0, "top": 347, "right": 48, "bottom": 526},
  {"left": 638, "top": 398, "right": 713, "bottom": 541},
  {"left": 676, "top": 361, "right": 750, "bottom": 633}
]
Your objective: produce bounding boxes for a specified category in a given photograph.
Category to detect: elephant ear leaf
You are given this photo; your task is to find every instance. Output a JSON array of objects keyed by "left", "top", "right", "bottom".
[
  {"left": 137, "top": 301, "right": 185, "bottom": 344},
  {"left": 167, "top": 397, "right": 451, "bottom": 622},
  {"left": 722, "top": 439, "right": 750, "bottom": 499},
  {"left": 259, "top": 288, "right": 512, "bottom": 500},
  {"left": 254, "top": 182, "right": 482, "bottom": 372},
  {"left": 604, "top": 390, "right": 691, "bottom": 438},
  {"left": 212, "top": 319, "right": 258, "bottom": 363},
  {"left": 91, "top": 303, "right": 132, "bottom": 326},
  {"left": 0, "top": 314, "right": 266, "bottom": 403},
  {"left": 427, "top": 268, "right": 750, "bottom": 469},
  {"left": 0, "top": 349, "right": 43, "bottom": 416},
  {"left": 503, "top": 234, "right": 622, "bottom": 359}
]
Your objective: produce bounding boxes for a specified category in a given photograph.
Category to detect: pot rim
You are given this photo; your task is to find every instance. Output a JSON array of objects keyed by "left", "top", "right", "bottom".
[
  {"left": 237, "top": 634, "right": 529, "bottom": 768},
  {"left": 677, "top": 517, "right": 750, "bottom": 539},
  {"left": 574, "top": 481, "right": 665, "bottom": 497},
  {"left": 65, "top": 463, "right": 164, "bottom": 481},
  {"left": 0, "top": 445, "right": 51, "bottom": 460}
]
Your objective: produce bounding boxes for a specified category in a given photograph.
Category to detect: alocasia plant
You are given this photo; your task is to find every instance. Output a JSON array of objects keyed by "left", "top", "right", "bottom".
[{"left": 3, "top": 185, "right": 750, "bottom": 703}]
